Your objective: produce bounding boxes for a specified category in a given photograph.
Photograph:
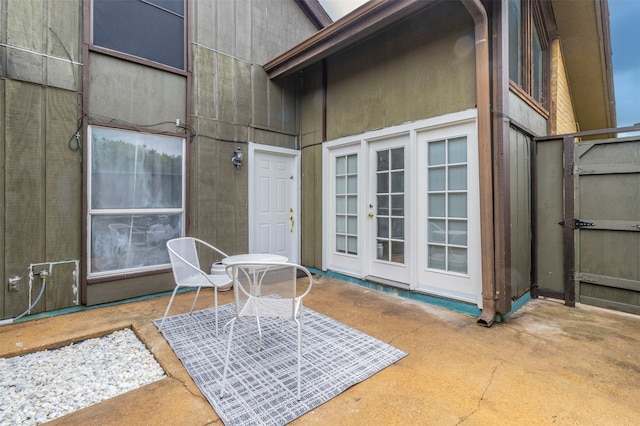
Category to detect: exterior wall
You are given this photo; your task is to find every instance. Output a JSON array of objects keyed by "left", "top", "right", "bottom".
[
  {"left": 550, "top": 39, "right": 578, "bottom": 134},
  {"left": 326, "top": 2, "right": 476, "bottom": 141},
  {"left": 506, "top": 35, "right": 579, "bottom": 302},
  {"left": 189, "top": 0, "right": 316, "bottom": 254},
  {"left": 1, "top": 0, "right": 82, "bottom": 318},
  {"left": 299, "top": 2, "right": 476, "bottom": 269},
  {"left": 1, "top": 0, "right": 319, "bottom": 317},
  {"left": 299, "top": 63, "right": 324, "bottom": 267}
]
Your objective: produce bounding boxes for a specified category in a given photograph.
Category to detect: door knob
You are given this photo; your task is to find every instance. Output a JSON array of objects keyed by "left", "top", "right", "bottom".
[{"left": 368, "top": 212, "right": 374, "bottom": 218}]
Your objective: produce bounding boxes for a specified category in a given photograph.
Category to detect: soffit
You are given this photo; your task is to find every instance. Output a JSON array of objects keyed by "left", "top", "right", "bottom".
[
  {"left": 551, "top": 0, "right": 616, "bottom": 129},
  {"left": 264, "top": 0, "right": 439, "bottom": 79}
]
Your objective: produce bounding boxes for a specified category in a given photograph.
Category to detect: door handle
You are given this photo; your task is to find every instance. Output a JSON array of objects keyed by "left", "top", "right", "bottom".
[
  {"left": 290, "top": 215, "right": 294, "bottom": 232},
  {"left": 368, "top": 212, "right": 374, "bottom": 218}
]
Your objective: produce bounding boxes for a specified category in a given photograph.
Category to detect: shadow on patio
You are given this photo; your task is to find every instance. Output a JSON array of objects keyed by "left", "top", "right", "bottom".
[{"left": 1, "top": 275, "right": 639, "bottom": 425}]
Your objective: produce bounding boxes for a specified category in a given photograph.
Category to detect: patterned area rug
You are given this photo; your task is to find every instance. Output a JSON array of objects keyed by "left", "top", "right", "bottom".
[{"left": 154, "top": 304, "right": 407, "bottom": 426}]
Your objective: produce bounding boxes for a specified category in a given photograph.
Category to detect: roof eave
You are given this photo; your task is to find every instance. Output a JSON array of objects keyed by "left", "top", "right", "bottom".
[{"left": 264, "top": 0, "right": 439, "bottom": 79}]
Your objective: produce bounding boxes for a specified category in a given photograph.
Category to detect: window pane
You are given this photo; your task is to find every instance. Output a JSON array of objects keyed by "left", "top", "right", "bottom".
[
  {"left": 93, "top": 0, "right": 185, "bottom": 69},
  {"left": 336, "top": 156, "right": 346, "bottom": 175},
  {"left": 336, "top": 176, "right": 346, "bottom": 194},
  {"left": 428, "top": 140, "right": 446, "bottom": 165},
  {"left": 391, "top": 218, "right": 404, "bottom": 239},
  {"left": 448, "top": 193, "right": 467, "bottom": 218},
  {"left": 336, "top": 216, "right": 345, "bottom": 233},
  {"left": 347, "top": 216, "right": 358, "bottom": 234},
  {"left": 347, "top": 154, "right": 358, "bottom": 173},
  {"left": 377, "top": 172, "right": 389, "bottom": 193},
  {"left": 429, "top": 220, "right": 446, "bottom": 243},
  {"left": 532, "top": 24, "right": 543, "bottom": 103},
  {"left": 448, "top": 220, "right": 468, "bottom": 246},
  {"left": 336, "top": 196, "right": 346, "bottom": 214},
  {"left": 347, "top": 175, "right": 357, "bottom": 193},
  {"left": 391, "top": 241, "right": 404, "bottom": 263},
  {"left": 428, "top": 245, "right": 446, "bottom": 270},
  {"left": 448, "top": 165, "right": 467, "bottom": 190},
  {"left": 429, "top": 167, "right": 445, "bottom": 191},
  {"left": 377, "top": 217, "right": 389, "bottom": 238},
  {"left": 347, "top": 236, "right": 358, "bottom": 254},
  {"left": 449, "top": 247, "right": 468, "bottom": 273},
  {"left": 428, "top": 194, "right": 446, "bottom": 217},
  {"left": 391, "top": 147, "right": 404, "bottom": 169},
  {"left": 508, "top": 0, "right": 522, "bottom": 84},
  {"left": 377, "top": 150, "right": 389, "bottom": 171},
  {"left": 347, "top": 195, "right": 357, "bottom": 214},
  {"left": 391, "top": 195, "right": 404, "bottom": 216},
  {"left": 448, "top": 137, "right": 467, "bottom": 163},
  {"left": 377, "top": 240, "right": 387, "bottom": 260},
  {"left": 90, "top": 214, "right": 180, "bottom": 273},
  {"left": 336, "top": 236, "right": 346, "bottom": 253},
  {"left": 391, "top": 171, "right": 404, "bottom": 192},
  {"left": 377, "top": 195, "right": 389, "bottom": 216},
  {"left": 91, "top": 128, "right": 183, "bottom": 209}
]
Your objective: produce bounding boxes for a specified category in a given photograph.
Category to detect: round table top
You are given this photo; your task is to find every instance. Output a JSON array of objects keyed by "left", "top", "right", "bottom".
[{"left": 221, "top": 253, "right": 288, "bottom": 265}]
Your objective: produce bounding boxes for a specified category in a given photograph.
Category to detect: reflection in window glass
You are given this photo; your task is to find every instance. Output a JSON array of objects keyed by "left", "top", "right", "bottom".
[
  {"left": 88, "top": 126, "right": 185, "bottom": 276},
  {"left": 92, "top": 0, "right": 185, "bottom": 69}
]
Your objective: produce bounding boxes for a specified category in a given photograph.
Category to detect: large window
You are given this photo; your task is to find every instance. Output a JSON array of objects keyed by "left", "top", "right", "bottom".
[
  {"left": 88, "top": 126, "right": 185, "bottom": 277},
  {"left": 92, "top": 0, "right": 185, "bottom": 70},
  {"left": 509, "top": 0, "right": 548, "bottom": 106}
]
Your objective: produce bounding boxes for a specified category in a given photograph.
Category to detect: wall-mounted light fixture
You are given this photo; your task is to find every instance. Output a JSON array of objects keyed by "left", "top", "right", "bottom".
[{"left": 231, "top": 147, "right": 244, "bottom": 172}]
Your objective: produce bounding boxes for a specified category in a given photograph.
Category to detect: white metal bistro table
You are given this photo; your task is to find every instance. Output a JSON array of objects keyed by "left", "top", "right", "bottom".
[
  {"left": 222, "top": 253, "right": 288, "bottom": 296},
  {"left": 221, "top": 253, "right": 288, "bottom": 265}
]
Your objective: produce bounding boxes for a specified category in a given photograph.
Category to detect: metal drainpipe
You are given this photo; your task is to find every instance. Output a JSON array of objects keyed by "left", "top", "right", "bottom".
[{"left": 461, "top": 0, "right": 496, "bottom": 327}]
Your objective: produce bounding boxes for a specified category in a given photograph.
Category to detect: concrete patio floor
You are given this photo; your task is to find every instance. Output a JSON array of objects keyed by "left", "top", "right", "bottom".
[{"left": 1, "top": 275, "right": 639, "bottom": 425}]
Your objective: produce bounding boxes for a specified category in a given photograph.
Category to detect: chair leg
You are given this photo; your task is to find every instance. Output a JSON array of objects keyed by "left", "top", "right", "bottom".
[
  {"left": 219, "top": 318, "right": 236, "bottom": 398},
  {"left": 158, "top": 287, "right": 180, "bottom": 331},
  {"left": 189, "top": 287, "right": 201, "bottom": 313},
  {"left": 296, "top": 319, "right": 302, "bottom": 401},
  {"left": 214, "top": 286, "right": 219, "bottom": 336}
]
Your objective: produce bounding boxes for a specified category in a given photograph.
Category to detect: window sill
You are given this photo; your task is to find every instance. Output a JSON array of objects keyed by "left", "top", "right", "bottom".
[{"left": 509, "top": 81, "right": 550, "bottom": 120}]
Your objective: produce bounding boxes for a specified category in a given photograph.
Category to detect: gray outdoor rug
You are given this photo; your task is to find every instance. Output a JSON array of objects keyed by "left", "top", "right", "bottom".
[{"left": 154, "top": 303, "right": 407, "bottom": 426}]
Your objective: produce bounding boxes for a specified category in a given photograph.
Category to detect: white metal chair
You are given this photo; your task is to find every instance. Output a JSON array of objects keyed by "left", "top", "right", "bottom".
[
  {"left": 219, "top": 262, "right": 314, "bottom": 401},
  {"left": 159, "top": 237, "right": 232, "bottom": 335}
]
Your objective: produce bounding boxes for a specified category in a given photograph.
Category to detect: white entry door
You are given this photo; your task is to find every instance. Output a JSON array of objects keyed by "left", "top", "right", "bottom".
[{"left": 249, "top": 144, "right": 300, "bottom": 263}]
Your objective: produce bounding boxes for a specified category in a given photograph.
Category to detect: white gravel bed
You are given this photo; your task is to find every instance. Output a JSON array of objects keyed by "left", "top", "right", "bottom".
[{"left": 0, "top": 328, "right": 166, "bottom": 425}]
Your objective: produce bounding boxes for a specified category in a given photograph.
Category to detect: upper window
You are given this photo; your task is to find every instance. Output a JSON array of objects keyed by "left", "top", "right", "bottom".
[
  {"left": 508, "top": 0, "right": 548, "bottom": 106},
  {"left": 87, "top": 126, "right": 185, "bottom": 278},
  {"left": 92, "top": 0, "right": 185, "bottom": 70}
]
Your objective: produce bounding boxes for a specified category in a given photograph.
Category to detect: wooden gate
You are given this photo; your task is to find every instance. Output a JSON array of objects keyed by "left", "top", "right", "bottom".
[{"left": 534, "top": 130, "right": 640, "bottom": 314}]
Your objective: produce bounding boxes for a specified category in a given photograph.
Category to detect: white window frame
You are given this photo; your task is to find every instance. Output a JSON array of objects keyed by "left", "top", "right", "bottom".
[{"left": 87, "top": 126, "right": 186, "bottom": 278}]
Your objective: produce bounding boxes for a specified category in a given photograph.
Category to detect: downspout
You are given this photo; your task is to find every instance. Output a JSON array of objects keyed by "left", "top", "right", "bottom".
[{"left": 461, "top": 0, "right": 496, "bottom": 326}]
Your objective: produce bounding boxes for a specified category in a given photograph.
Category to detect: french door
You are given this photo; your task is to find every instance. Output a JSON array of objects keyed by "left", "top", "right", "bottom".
[
  {"left": 323, "top": 112, "right": 481, "bottom": 305},
  {"left": 415, "top": 121, "right": 481, "bottom": 304},
  {"left": 366, "top": 135, "right": 410, "bottom": 284}
]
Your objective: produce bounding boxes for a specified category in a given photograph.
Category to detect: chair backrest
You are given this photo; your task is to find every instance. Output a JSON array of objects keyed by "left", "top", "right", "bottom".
[
  {"left": 167, "top": 237, "right": 203, "bottom": 285},
  {"left": 226, "top": 262, "right": 313, "bottom": 320}
]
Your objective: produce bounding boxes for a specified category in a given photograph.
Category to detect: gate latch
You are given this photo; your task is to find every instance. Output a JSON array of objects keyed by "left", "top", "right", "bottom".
[{"left": 558, "top": 219, "right": 595, "bottom": 229}]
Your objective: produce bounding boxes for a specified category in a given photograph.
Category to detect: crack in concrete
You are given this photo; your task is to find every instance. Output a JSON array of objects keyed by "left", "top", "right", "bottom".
[{"left": 456, "top": 360, "right": 503, "bottom": 424}]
